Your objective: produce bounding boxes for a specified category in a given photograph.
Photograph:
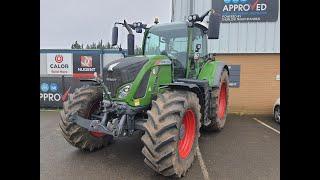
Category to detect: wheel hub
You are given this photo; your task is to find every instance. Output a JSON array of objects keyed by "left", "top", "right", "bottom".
[
  {"left": 218, "top": 82, "right": 227, "bottom": 119},
  {"left": 179, "top": 124, "right": 185, "bottom": 140},
  {"left": 178, "top": 109, "right": 196, "bottom": 159}
]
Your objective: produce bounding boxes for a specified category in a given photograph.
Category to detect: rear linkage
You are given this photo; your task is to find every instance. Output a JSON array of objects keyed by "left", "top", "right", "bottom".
[{"left": 69, "top": 74, "right": 145, "bottom": 137}]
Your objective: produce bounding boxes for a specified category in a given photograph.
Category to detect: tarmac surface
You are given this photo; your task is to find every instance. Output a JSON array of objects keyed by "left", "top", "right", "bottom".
[{"left": 40, "top": 111, "right": 280, "bottom": 180}]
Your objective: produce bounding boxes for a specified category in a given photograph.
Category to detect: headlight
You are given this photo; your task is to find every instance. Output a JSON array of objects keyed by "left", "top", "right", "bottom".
[
  {"left": 118, "top": 83, "right": 132, "bottom": 99},
  {"left": 192, "top": 15, "right": 197, "bottom": 20},
  {"left": 188, "top": 15, "right": 193, "bottom": 21}
]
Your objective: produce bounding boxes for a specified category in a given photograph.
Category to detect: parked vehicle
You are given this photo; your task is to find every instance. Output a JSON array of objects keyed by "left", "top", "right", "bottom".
[
  {"left": 273, "top": 98, "right": 280, "bottom": 123},
  {"left": 59, "top": 9, "right": 229, "bottom": 178}
]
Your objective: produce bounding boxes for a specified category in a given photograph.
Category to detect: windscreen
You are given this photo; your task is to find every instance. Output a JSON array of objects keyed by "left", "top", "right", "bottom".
[{"left": 144, "top": 23, "right": 188, "bottom": 72}]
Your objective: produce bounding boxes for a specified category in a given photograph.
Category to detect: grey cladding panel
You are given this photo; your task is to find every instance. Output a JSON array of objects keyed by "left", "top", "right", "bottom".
[{"left": 227, "top": 65, "right": 240, "bottom": 88}]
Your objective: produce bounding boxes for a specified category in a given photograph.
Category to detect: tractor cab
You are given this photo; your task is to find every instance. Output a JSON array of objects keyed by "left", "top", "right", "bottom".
[
  {"left": 143, "top": 21, "right": 209, "bottom": 79},
  {"left": 110, "top": 9, "right": 221, "bottom": 80}
]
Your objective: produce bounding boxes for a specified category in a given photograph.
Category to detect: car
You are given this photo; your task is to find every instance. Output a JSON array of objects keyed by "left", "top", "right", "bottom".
[{"left": 273, "top": 98, "right": 280, "bottom": 123}]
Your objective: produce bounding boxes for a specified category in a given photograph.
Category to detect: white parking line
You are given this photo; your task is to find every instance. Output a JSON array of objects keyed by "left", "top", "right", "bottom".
[
  {"left": 40, "top": 110, "right": 57, "bottom": 112},
  {"left": 196, "top": 146, "right": 210, "bottom": 180},
  {"left": 253, "top": 118, "right": 280, "bottom": 134}
]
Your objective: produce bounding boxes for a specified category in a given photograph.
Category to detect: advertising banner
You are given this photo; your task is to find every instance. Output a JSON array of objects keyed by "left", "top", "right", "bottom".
[
  {"left": 40, "top": 76, "right": 95, "bottom": 108},
  {"left": 212, "top": 0, "right": 279, "bottom": 23},
  {"left": 47, "top": 53, "right": 73, "bottom": 75},
  {"left": 73, "top": 54, "right": 100, "bottom": 78},
  {"left": 40, "top": 77, "right": 64, "bottom": 108}
]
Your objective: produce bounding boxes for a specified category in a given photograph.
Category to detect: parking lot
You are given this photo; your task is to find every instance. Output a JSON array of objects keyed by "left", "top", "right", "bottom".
[{"left": 40, "top": 111, "right": 279, "bottom": 180}]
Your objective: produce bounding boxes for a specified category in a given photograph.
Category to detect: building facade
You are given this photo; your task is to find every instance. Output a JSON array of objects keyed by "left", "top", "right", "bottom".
[{"left": 172, "top": 0, "right": 280, "bottom": 114}]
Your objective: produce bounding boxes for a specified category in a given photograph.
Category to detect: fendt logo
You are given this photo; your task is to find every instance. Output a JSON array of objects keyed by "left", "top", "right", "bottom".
[
  {"left": 223, "top": 0, "right": 267, "bottom": 12},
  {"left": 55, "top": 55, "right": 64, "bottom": 63}
]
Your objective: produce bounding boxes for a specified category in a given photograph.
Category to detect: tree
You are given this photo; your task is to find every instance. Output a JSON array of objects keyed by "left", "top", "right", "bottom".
[
  {"left": 90, "top": 42, "right": 97, "bottom": 49},
  {"left": 71, "top": 41, "right": 82, "bottom": 49},
  {"left": 135, "top": 45, "right": 143, "bottom": 55},
  {"left": 106, "top": 42, "right": 111, "bottom": 49},
  {"left": 71, "top": 40, "right": 119, "bottom": 50},
  {"left": 97, "top": 39, "right": 103, "bottom": 49}
]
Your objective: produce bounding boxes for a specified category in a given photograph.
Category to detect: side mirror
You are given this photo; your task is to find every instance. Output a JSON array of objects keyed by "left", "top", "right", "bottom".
[
  {"left": 112, "top": 26, "right": 118, "bottom": 46},
  {"left": 208, "top": 11, "right": 222, "bottom": 39},
  {"left": 127, "top": 34, "right": 135, "bottom": 56}
]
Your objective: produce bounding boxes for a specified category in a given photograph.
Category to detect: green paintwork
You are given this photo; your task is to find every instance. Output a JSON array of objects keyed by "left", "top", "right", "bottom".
[
  {"left": 185, "top": 28, "right": 193, "bottom": 78},
  {"left": 120, "top": 55, "right": 172, "bottom": 107},
  {"left": 198, "top": 60, "right": 221, "bottom": 87}
]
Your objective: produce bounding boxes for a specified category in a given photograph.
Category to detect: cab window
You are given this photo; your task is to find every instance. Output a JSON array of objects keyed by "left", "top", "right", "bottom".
[{"left": 192, "top": 27, "right": 207, "bottom": 57}]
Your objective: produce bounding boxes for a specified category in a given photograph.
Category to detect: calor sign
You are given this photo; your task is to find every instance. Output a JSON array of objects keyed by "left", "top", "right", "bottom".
[{"left": 47, "top": 53, "right": 73, "bottom": 75}]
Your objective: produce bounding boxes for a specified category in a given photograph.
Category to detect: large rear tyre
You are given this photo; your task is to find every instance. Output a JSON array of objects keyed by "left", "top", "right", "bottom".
[
  {"left": 203, "top": 69, "right": 229, "bottom": 132},
  {"left": 59, "top": 86, "right": 113, "bottom": 152},
  {"left": 141, "top": 90, "right": 201, "bottom": 177}
]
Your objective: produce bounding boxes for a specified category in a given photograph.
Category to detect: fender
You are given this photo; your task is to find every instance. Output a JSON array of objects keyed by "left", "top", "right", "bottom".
[
  {"left": 198, "top": 60, "right": 229, "bottom": 88},
  {"left": 167, "top": 79, "right": 210, "bottom": 125},
  {"left": 167, "top": 81, "right": 202, "bottom": 95}
]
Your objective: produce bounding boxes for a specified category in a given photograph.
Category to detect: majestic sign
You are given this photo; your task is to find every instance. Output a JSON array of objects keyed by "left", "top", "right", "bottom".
[
  {"left": 212, "top": 0, "right": 279, "bottom": 22},
  {"left": 73, "top": 54, "right": 100, "bottom": 78},
  {"left": 47, "top": 53, "right": 73, "bottom": 75}
]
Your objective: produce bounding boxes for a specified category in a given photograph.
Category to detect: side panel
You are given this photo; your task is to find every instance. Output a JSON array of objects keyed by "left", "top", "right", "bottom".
[
  {"left": 198, "top": 60, "right": 229, "bottom": 87},
  {"left": 124, "top": 56, "right": 172, "bottom": 107}
]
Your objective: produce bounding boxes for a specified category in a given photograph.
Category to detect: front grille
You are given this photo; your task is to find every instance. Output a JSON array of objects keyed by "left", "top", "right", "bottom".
[
  {"left": 103, "top": 56, "right": 148, "bottom": 97},
  {"left": 105, "top": 71, "right": 124, "bottom": 97}
]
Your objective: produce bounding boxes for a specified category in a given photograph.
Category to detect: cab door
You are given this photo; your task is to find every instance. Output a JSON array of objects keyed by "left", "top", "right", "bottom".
[{"left": 187, "top": 26, "right": 208, "bottom": 79}]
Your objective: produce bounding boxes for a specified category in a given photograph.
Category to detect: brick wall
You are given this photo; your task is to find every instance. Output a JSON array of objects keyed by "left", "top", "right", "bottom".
[{"left": 216, "top": 54, "right": 280, "bottom": 114}]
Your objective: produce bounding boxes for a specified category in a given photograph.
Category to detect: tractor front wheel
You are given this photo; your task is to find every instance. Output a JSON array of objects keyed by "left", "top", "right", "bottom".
[
  {"left": 59, "top": 86, "right": 113, "bottom": 152},
  {"left": 141, "top": 90, "right": 201, "bottom": 177}
]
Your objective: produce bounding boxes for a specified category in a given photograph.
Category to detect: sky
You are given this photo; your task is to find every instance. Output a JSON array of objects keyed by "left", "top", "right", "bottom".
[{"left": 40, "top": 0, "right": 172, "bottom": 49}]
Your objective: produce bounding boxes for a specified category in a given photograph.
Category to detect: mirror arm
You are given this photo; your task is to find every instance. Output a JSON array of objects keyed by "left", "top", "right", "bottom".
[
  {"left": 199, "top": 9, "right": 211, "bottom": 22},
  {"left": 123, "top": 20, "right": 133, "bottom": 35}
]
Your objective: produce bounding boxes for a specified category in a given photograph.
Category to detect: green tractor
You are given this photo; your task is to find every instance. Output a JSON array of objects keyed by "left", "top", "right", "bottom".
[{"left": 60, "top": 9, "right": 229, "bottom": 178}]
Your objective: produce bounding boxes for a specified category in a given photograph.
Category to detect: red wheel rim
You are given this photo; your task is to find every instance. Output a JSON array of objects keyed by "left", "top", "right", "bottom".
[
  {"left": 178, "top": 109, "right": 196, "bottom": 159},
  {"left": 217, "top": 82, "right": 227, "bottom": 119},
  {"left": 90, "top": 131, "right": 105, "bottom": 138}
]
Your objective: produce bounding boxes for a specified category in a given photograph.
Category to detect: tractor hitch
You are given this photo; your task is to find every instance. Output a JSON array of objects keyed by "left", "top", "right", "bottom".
[
  {"left": 69, "top": 99, "right": 146, "bottom": 137},
  {"left": 70, "top": 112, "right": 127, "bottom": 137}
]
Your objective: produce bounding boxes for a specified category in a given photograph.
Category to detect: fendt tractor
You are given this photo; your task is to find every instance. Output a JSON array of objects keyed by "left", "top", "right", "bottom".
[{"left": 59, "top": 9, "right": 229, "bottom": 178}]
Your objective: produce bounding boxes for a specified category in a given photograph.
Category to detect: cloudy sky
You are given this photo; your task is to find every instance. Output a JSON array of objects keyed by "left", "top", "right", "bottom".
[{"left": 40, "top": 0, "right": 172, "bottom": 49}]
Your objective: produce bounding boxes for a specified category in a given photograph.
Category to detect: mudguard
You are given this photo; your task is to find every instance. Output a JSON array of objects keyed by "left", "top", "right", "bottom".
[{"left": 198, "top": 60, "right": 229, "bottom": 88}]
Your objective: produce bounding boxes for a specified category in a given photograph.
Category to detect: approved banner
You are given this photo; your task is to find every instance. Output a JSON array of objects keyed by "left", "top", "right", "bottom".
[{"left": 213, "top": 0, "right": 279, "bottom": 23}]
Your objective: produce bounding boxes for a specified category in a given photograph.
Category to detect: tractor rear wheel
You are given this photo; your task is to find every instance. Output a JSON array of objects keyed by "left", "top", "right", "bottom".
[
  {"left": 59, "top": 86, "right": 113, "bottom": 152},
  {"left": 141, "top": 90, "right": 201, "bottom": 177},
  {"left": 203, "top": 69, "right": 229, "bottom": 131}
]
